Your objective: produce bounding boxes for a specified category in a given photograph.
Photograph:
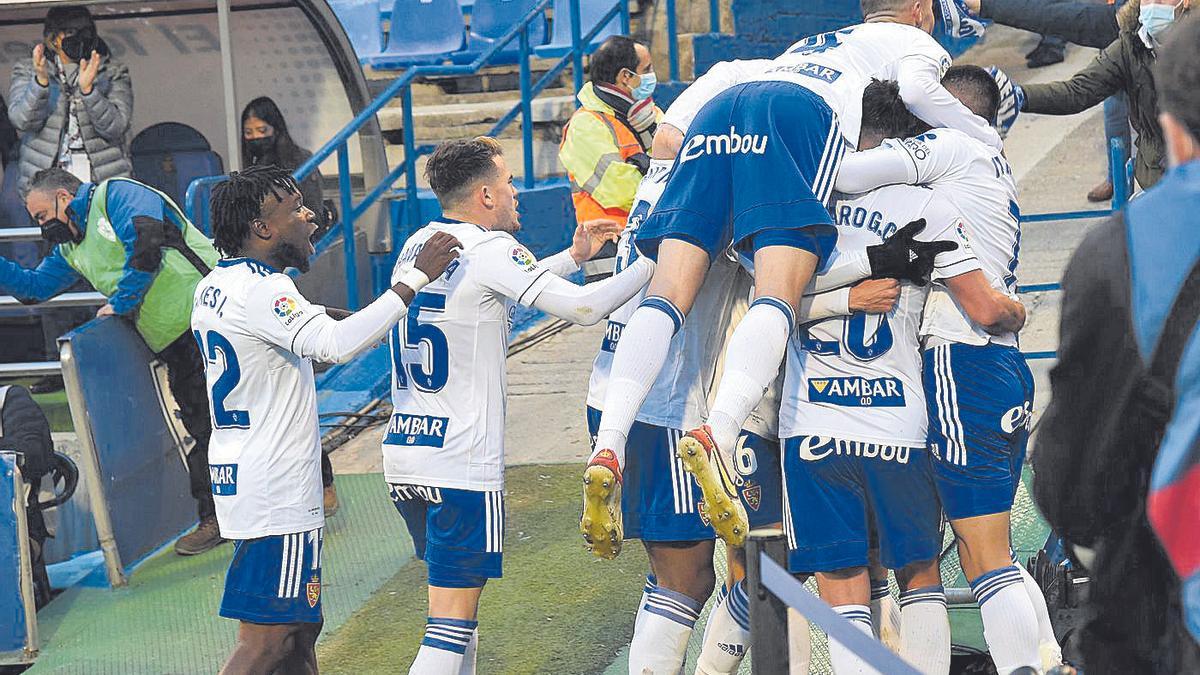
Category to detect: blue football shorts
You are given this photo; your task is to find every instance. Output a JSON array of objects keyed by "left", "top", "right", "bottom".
[
  {"left": 782, "top": 436, "right": 942, "bottom": 573},
  {"left": 390, "top": 483, "right": 504, "bottom": 588},
  {"left": 923, "top": 342, "right": 1035, "bottom": 521},
  {"left": 634, "top": 80, "right": 842, "bottom": 265},
  {"left": 221, "top": 528, "right": 324, "bottom": 624}
]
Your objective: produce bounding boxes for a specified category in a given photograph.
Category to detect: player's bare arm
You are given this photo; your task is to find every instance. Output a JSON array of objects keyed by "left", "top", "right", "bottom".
[{"left": 943, "top": 269, "right": 1027, "bottom": 334}]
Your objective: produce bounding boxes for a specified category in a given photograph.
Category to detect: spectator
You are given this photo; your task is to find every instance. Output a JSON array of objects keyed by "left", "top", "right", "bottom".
[
  {"left": 0, "top": 169, "right": 224, "bottom": 556},
  {"left": 7, "top": 6, "right": 132, "bottom": 195},
  {"left": 996, "top": 0, "right": 1190, "bottom": 191},
  {"left": 559, "top": 36, "right": 661, "bottom": 224},
  {"left": 1146, "top": 11, "right": 1200, "bottom": 650},
  {"left": 952, "top": 0, "right": 1134, "bottom": 200},
  {"left": 240, "top": 97, "right": 332, "bottom": 239},
  {"left": 1031, "top": 14, "right": 1200, "bottom": 673}
]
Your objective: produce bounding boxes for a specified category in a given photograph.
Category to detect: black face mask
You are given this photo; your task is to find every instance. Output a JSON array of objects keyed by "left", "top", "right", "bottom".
[
  {"left": 246, "top": 136, "right": 276, "bottom": 161},
  {"left": 40, "top": 201, "right": 80, "bottom": 246}
]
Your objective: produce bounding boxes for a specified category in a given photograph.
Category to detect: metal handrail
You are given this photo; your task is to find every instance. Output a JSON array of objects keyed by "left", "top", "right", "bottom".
[
  {"left": 0, "top": 292, "right": 106, "bottom": 310},
  {"left": 0, "top": 362, "right": 63, "bottom": 378},
  {"left": 0, "top": 228, "right": 41, "bottom": 243}
]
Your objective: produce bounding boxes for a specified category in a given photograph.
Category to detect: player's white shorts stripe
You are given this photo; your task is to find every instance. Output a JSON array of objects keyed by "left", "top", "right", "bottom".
[
  {"left": 822, "top": 138, "right": 848, "bottom": 204},
  {"left": 310, "top": 530, "right": 320, "bottom": 571},
  {"left": 485, "top": 491, "right": 503, "bottom": 554},
  {"left": 667, "top": 429, "right": 693, "bottom": 515},
  {"left": 278, "top": 534, "right": 292, "bottom": 598},
  {"left": 811, "top": 121, "right": 840, "bottom": 204},
  {"left": 941, "top": 346, "right": 968, "bottom": 466},
  {"left": 291, "top": 533, "right": 304, "bottom": 598},
  {"left": 495, "top": 491, "right": 504, "bottom": 553},
  {"left": 781, "top": 449, "right": 797, "bottom": 550},
  {"left": 934, "top": 345, "right": 957, "bottom": 465}
]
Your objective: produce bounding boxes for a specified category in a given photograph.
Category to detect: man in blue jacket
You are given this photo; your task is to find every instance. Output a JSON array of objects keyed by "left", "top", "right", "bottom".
[{"left": 0, "top": 168, "right": 225, "bottom": 555}]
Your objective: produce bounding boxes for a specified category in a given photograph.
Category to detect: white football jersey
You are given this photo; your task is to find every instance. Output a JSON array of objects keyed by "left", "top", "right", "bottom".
[
  {"left": 661, "top": 59, "right": 772, "bottom": 134},
  {"left": 875, "top": 128, "right": 1023, "bottom": 346},
  {"left": 756, "top": 22, "right": 978, "bottom": 149},
  {"left": 780, "top": 186, "right": 980, "bottom": 445},
  {"left": 382, "top": 220, "right": 561, "bottom": 491},
  {"left": 586, "top": 160, "right": 742, "bottom": 430},
  {"left": 191, "top": 259, "right": 326, "bottom": 540}
]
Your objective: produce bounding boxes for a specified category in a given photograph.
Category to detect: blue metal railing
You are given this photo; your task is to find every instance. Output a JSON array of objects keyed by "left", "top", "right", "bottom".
[{"left": 296, "top": 0, "right": 626, "bottom": 308}]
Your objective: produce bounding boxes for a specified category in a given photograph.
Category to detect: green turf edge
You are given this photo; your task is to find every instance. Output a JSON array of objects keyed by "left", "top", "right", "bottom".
[{"left": 316, "top": 464, "right": 651, "bottom": 675}]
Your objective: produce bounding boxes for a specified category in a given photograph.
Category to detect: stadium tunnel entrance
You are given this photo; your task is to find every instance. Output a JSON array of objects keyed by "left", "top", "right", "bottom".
[{"left": 0, "top": 0, "right": 390, "bottom": 310}]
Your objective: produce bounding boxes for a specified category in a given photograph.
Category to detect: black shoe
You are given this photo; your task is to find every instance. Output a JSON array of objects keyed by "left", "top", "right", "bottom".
[
  {"left": 29, "top": 375, "right": 64, "bottom": 394},
  {"left": 1027, "top": 44, "right": 1065, "bottom": 69},
  {"left": 175, "top": 515, "right": 227, "bottom": 556}
]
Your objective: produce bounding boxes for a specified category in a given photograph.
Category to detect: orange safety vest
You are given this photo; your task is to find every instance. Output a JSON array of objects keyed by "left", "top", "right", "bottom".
[{"left": 561, "top": 108, "right": 645, "bottom": 223}]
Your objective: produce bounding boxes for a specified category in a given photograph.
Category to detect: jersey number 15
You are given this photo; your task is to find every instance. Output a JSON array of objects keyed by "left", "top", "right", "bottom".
[{"left": 390, "top": 292, "right": 450, "bottom": 393}]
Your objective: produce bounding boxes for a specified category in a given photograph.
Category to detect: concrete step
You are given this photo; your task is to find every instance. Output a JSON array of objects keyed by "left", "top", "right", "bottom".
[
  {"left": 384, "top": 134, "right": 565, "bottom": 189},
  {"left": 377, "top": 94, "right": 575, "bottom": 136},
  {"left": 365, "top": 59, "right": 576, "bottom": 106}
]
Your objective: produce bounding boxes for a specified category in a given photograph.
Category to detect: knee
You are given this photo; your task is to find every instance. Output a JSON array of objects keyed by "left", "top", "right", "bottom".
[{"left": 654, "top": 558, "right": 716, "bottom": 603}]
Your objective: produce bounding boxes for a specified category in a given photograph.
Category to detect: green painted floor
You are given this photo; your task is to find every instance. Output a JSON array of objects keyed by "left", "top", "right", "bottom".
[
  {"left": 24, "top": 466, "right": 1048, "bottom": 674},
  {"left": 28, "top": 473, "right": 414, "bottom": 674}
]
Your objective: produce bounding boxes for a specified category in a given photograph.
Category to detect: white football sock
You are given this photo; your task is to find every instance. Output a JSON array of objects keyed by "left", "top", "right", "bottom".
[
  {"left": 458, "top": 628, "right": 478, "bottom": 675},
  {"left": 595, "top": 297, "right": 684, "bottom": 471},
  {"left": 628, "top": 585, "right": 704, "bottom": 675},
  {"left": 410, "top": 617, "right": 476, "bottom": 674},
  {"left": 635, "top": 574, "right": 657, "bottom": 636},
  {"left": 707, "top": 298, "right": 793, "bottom": 454},
  {"left": 696, "top": 580, "right": 751, "bottom": 674},
  {"left": 1012, "top": 550, "right": 1062, "bottom": 667},
  {"left": 829, "top": 605, "right": 876, "bottom": 675},
  {"left": 869, "top": 579, "right": 902, "bottom": 651},
  {"left": 788, "top": 607, "right": 812, "bottom": 673},
  {"left": 899, "top": 586, "right": 950, "bottom": 675},
  {"left": 970, "top": 566, "right": 1040, "bottom": 673}
]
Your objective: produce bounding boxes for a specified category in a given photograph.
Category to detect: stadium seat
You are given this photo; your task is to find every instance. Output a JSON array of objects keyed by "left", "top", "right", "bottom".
[
  {"left": 329, "top": 0, "right": 384, "bottom": 61},
  {"left": 533, "top": 0, "right": 621, "bottom": 58},
  {"left": 129, "top": 123, "right": 223, "bottom": 211},
  {"left": 450, "top": 0, "right": 548, "bottom": 65},
  {"left": 368, "top": 0, "right": 466, "bottom": 69}
]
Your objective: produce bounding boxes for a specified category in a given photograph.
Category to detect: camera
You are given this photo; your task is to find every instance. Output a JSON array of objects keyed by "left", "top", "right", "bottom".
[{"left": 60, "top": 29, "right": 108, "bottom": 62}]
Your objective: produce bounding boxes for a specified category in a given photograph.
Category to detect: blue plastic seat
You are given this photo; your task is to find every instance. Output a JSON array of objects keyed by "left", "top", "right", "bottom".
[
  {"left": 329, "top": 0, "right": 384, "bottom": 61},
  {"left": 533, "top": 0, "right": 621, "bottom": 58},
  {"left": 129, "top": 122, "right": 224, "bottom": 211},
  {"left": 451, "top": 0, "right": 548, "bottom": 65},
  {"left": 368, "top": 0, "right": 466, "bottom": 69}
]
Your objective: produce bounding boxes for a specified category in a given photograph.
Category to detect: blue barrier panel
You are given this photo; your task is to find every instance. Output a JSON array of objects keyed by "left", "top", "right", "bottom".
[
  {"left": 0, "top": 454, "right": 28, "bottom": 661},
  {"left": 60, "top": 317, "right": 196, "bottom": 578}
]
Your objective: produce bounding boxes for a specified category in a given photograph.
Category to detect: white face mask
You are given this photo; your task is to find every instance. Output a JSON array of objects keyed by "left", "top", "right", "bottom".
[{"left": 1141, "top": 1, "right": 1183, "bottom": 40}]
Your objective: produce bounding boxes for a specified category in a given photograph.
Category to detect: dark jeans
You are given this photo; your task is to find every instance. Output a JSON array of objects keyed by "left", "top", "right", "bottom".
[{"left": 157, "top": 332, "right": 215, "bottom": 520}]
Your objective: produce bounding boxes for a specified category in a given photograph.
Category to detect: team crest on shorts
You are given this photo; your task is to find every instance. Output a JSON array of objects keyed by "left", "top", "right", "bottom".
[
  {"left": 743, "top": 482, "right": 762, "bottom": 512},
  {"left": 697, "top": 503, "right": 711, "bottom": 527},
  {"left": 306, "top": 576, "right": 321, "bottom": 608}
]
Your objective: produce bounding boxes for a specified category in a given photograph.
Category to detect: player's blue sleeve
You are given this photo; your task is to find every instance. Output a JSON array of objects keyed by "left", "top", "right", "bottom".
[
  {"left": 0, "top": 248, "right": 81, "bottom": 303},
  {"left": 104, "top": 180, "right": 173, "bottom": 315}
]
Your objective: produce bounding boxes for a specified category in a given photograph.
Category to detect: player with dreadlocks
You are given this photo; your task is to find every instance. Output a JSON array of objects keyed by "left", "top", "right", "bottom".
[{"left": 193, "top": 165, "right": 461, "bottom": 674}]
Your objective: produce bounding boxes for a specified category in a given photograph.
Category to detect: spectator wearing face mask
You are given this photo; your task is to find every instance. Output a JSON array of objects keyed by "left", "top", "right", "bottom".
[
  {"left": 7, "top": 5, "right": 132, "bottom": 196},
  {"left": 559, "top": 36, "right": 662, "bottom": 225},
  {"left": 240, "top": 97, "right": 331, "bottom": 239},
  {"left": 988, "top": 0, "right": 1192, "bottom": 191}
]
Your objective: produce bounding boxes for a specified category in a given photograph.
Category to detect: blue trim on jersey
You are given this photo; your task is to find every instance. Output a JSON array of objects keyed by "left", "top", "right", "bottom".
[
  {"left": 220, "top": 529, "right": 323, "bottom": 624},
  {"left": 750, "top": 296, "right": 796, "bottom": 328},
  {"left": 639, "top": 296, "right": 685, "bottom": 336},
  {"left": 216, "top": 257, "right": 279, "bottom": 274}
]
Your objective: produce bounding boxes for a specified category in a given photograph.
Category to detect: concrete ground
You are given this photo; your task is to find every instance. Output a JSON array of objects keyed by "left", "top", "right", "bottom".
[{"left": 333, "top": 26, "right": 1116, "bottom": 475}]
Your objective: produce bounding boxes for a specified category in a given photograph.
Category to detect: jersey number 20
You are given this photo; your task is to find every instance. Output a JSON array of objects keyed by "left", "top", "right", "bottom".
[
  {"left": 390, "top": 292, "right": 450, "bottom": 393},
  {"left": 194, "top": 329, "right": 251, "bottom": 429}
]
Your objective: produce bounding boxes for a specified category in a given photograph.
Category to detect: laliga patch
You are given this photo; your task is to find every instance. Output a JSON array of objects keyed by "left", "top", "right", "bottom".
[
  {"left": 209, "top": 464, "right": 237, "bottom": 495},
  {"left": 510, "top": 245, "right": 538, "bottom": 272},
  {"left": 271, "top": 294, "right": 304, "bottom": 329},
  {"left": 809, "top": 377, "right": 905, "bottom": 407},
  {"left": 306, "top": 575, "right": 321, "bottom": 608},
  {"left": 742, "top": 481, "right": 762, "bottom": 512}
]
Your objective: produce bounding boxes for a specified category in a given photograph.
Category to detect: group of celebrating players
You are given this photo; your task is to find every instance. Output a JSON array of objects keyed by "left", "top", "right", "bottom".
[{"left": 190, "top": 0, "right": 1060, "bottom": 673}]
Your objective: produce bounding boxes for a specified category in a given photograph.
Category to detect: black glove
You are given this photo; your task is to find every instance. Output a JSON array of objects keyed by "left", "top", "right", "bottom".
[
  {"left": 625, "top": 152, "right": 651, "bottom": 175},
  {"left": 866, "top": 219, "right": 958, "bottom": 287}
]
